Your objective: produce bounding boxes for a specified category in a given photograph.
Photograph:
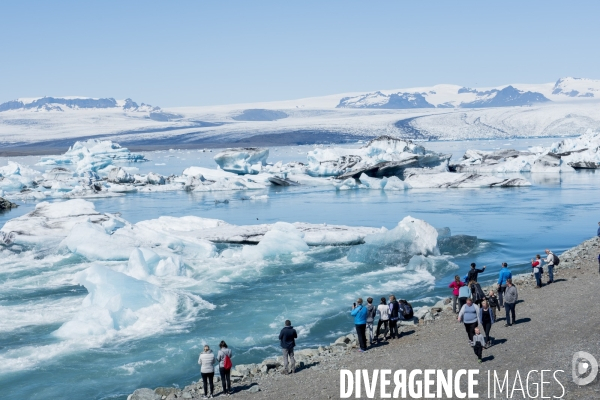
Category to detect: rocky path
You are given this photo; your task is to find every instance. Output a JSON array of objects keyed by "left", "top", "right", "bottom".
[{"left": 130, "top": 237, "right": 600, "bottom": 400}]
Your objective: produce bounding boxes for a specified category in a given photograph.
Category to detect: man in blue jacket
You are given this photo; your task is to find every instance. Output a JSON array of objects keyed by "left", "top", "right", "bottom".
[
  {"left": 497, "top": 262, "right": 512, "bottom": 307},
  {"left": 351, "top": 298, "right": 368, "bottom": 352}
]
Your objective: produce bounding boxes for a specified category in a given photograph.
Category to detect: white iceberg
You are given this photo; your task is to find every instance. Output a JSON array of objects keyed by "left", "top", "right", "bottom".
[
  {"left": 347, "top": 216, "right": 439, "bottom": 265},
  {"left": 213, "top": 147, "right": 269, "bottom": 174}
]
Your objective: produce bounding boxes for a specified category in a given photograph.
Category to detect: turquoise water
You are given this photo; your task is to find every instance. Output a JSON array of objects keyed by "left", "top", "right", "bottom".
[{"left": 1, "top": 139, "right": 599, "bottom": 399}]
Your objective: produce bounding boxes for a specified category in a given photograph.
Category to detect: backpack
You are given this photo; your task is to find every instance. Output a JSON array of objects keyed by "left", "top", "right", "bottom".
[
  {"left": 401, "top": 301, "right": 413, "bottom": 319},
  {"left": 553, "top": 253, "right": 560, "bottom": 265},
  {"left": 223, "top": 353, "right": 232, "bottom": 370}
]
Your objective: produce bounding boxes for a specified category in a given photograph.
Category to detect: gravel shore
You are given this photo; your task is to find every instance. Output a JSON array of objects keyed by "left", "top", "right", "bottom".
[{"left": 130, "top": 236, "right": 600, "bottom": 400}]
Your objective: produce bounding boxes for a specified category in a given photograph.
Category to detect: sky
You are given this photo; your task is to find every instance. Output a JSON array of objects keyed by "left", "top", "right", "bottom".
[{"left": 0, "top": 0, "right": 599, "bottom": 107}]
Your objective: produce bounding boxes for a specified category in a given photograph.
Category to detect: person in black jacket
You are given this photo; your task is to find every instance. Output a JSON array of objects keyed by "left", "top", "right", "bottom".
[
  {"left": 466, "top": 263, "right": 486, "bottom": 283},
  {"left": 278, "top": 320, "right": 297, "bottom": 375}
]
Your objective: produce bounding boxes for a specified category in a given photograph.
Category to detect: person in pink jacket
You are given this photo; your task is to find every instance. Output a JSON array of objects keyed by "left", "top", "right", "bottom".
[{"left": 449, "top": 275, "right": 465, "bottom": 314}]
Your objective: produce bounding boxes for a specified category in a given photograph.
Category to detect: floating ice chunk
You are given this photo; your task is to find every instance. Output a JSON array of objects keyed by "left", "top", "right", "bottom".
[
  {"left": 347, "top": 216, "right": 439, "bottom": 265},
  {"left": 61, "top": 222, "right": 135, "bottom": 260},
  {"left": 358, "top": 174, "right": 386, "bottom": 189},
  {"left": 38, "top": 140, "right": 146, "bottom": 168},
  {"left": 155, "top": 256, "right": 185, "bottom": 277},
  {"left": 107, "top": 167, "right": 135, "bottom": 183},
  {"left": 54, "top": 265, "right": 166, "bottom": 338},
  {"left": 214, "top": 148, "right": 269, "bottom": 175},
  {"left": 306, "top": 136, "right": 449, "bottom": 177},
  {"left": 1, "top": 199, "right": 111, "bottom": 245},
  {"left": 403, "top": 172, "right": 531, "bottom": 188},
  {"left": 382, "top": 176, "right": 410, "bottom": 190},
  {"left": 125, "top": 248, "right": 151, "bottom": 281},
  {"left": 334, "top": 178, "right": 360, "bottom": 190},
  {"left": 242, "top": 222, "right": 309, "bottom": 260},
  {"left": 193, "top": 177, "right": 267, "bottom": 191}
]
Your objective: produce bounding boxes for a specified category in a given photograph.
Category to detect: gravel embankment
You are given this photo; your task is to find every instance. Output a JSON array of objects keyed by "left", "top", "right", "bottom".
[{"left": 130, "top": 237, "right": 600, "bottom": 400}]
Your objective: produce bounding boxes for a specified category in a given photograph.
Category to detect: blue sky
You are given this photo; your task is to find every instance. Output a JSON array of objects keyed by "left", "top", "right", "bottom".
[{"left": 1, "top": 1, "right": 598, "bottom": 107}]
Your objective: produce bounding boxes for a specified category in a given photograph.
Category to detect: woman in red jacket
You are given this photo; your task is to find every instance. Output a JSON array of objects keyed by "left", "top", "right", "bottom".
[
  {"left": 531, "top": 254, "right": 542, "bottom": 288},
  {"left": 449, "top": 275, "right": 465, "bottom": 314}
]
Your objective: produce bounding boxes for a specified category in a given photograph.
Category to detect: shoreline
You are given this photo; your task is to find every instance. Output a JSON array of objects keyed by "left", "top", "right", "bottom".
[{"left": 128, "top": 236, "right": 600, "bottom": 400}]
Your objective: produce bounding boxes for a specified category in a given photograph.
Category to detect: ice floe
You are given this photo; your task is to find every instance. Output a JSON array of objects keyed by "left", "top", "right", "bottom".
[{"left": 213, "top": 147, "right": 269, "bottom": 174}]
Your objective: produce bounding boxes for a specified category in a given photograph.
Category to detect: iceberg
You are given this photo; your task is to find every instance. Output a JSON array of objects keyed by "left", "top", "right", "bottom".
[
  {"left": 307, "top": 136, "right": 450, "bottom": 178},
  {"left": 53, "top": 264, "right": 210, "bottom": 340},
  {"left": 241, "top": 222, "right": 309, "bottom": 260},
  {"left": 213, "top": 147, "right": 269, "bottom": 174},
  {"left": 38, "top": 139, "right": 146, "bottom": 172},
  {"left": 544, "top": 130, "right": 600, "bottom": 169},
  {"left": 452, "top": 148, "right": 574, "bottom": 173},
  {"left": 347, "top": 216, "right": 439, "bottom": 265}
]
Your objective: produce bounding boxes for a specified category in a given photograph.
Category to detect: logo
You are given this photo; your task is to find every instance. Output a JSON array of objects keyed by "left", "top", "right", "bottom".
[{"left": 572, "top": 351, "right": 598, "bottom": 386}]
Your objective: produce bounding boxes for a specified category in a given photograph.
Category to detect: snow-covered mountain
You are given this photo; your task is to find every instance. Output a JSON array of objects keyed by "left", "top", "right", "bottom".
[
  {"left": 1, "top": 77, "right": 600, "bottom": 152},
  {"left": 0, "top": 96, "right": 160, "bottom": 113},
  {"left": 336, "top": 77, "right": 600, "bottom": 109}
]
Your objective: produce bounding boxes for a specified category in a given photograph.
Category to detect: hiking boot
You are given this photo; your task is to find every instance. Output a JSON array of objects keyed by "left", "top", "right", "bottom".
[
  {"left": 478, "top": 359, "right": 482, "bottom": 363},
  {"left": 504, "top": 323, "right": 511, "bottom": 327}
]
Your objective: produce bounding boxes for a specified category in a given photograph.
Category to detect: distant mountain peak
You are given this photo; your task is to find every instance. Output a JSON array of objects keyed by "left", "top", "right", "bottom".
[{"left": 0, "top": 96, "right": 161, "bottom": 112}]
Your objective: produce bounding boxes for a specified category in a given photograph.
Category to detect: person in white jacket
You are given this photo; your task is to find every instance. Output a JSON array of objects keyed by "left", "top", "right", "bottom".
[
  {"left": 544, "top": 249, "right": 556, "bottom": 284},
  {"left": 198, "top": 345, "right": 217, "bottom": 398},
  {"left": 375, "top": 297, "right": 390, "bottom": 342}
]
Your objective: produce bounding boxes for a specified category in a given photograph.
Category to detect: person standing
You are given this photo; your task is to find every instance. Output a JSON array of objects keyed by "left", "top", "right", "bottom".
[
  {"left": 351, "top": 298, "right": 368, "bottom": 352},
  {"left": 531, "top": 254, "right": 542, "bottom": 288},
  {"left": 503, "top": 279, "right": 518, "bottom": 326},
  {"left": 544, "top": 249, "right": 556, "bottom": 284},
  {"left": 486, "top": 290, "right": 501, "bottom": 321},
  {"left": 469, "top": 281, "right": 486, "bottom": 306},
  {"left": 388, "top": 295, "right": 400, "bottom": 340},
  {"left": 479, "top": 300, "right": 495, "bottom": 348},
  {"left": 279, "top": 320, "right": 297, "bottom": 374},
  {"left": 466, "top": 263, "right": 486, "bottom": 283},
  {"left": 365, "top": 297, "right": 377, "bottom": 346},
  {"left": 458, "top": 298, "right": 482, "bottom": 344},
  {"left": 497, "top": 262, "right": 512, "bottom": 306},
  {"left": 458, "top": 283, "right": 471, "bottom": 311},
  {"left": 198, "top": 345, "right": 216, "bottom": 398},
  {"left": 449, "top": 275, "right": 465, "bottom": 313},
  {"left": 472, "top": 327, "right": 486, "bottom": 363},
  {"left": 597, "top": 221, "right": 600, "bottom": 237},
  {"left": 375, "top": 297, "right": 389, "bottom": 342},
  {"left": 216, "top": 341, "right": 233, "bottom": 396}
]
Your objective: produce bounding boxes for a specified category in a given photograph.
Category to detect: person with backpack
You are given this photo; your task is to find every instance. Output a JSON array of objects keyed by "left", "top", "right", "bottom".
[
  {"left": 375, "top": 297, "right": 389, "bottom": 342},
  {"left": 497, "top": 262, "right": 512, "bottom": 307},
  {"left": 217, "top": 341, "right": 233, "bottom": 396},
  {"left": 466, "top": 263, "right": 486, "bottom": 283},
  {"left": 479, "top": 300, "right": 495, "bottom": 348},
  {"left": 198, "top": 345, "right": 216, "bottom": 398},
  {"left": 279, "top": 320, "right": 297, "bottom": 374},
  {"left": 544, "top": 249, "right": 558, "bottom": 284},
  {"left": 365, "top": 297, "right": 377, "bottom": 346},
  {"left": 469, "top": 281, "right": 486, "bottom": 306},
  {"left": 388, "top": 295, "right": 400, "bottom": 339},
  {"left": 449, "top": 275, "right": 465, "bottom": 313},
  {"left": 503, "top": 278, "right": 518, "bottom": 327},
  {"left": 399, "top": 299, "right": 413, "bottom": 320},
  {"left": 531, "top": 254, "right": 543, "bottom": 288},
  {"left": 458, "top": 297, "right": 482, "bottom": 344},
  {"left": 351, "top": 298, "right": 368, "bottom": 352}
]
